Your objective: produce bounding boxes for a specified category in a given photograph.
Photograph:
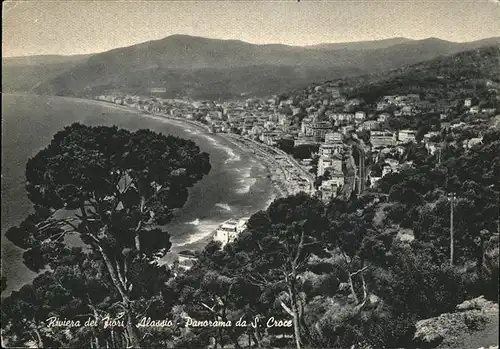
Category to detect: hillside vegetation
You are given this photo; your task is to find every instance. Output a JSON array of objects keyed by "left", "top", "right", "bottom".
[
  {"left": 2, "top": 45, "right": 499, "bottom": 348},
  {"left": 3, "top": 35, "right": 499, "bottom": 100}
]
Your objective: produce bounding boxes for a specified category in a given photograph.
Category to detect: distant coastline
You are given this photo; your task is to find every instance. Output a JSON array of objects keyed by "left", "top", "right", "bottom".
[
  {"left": 1, "top": 93, "right": 280, "bottom": 296},
  {"left": 83, "top": 97, "right": 309, "bottom": 198}
]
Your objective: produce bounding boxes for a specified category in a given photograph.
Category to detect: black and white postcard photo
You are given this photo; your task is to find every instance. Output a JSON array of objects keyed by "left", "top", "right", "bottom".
[{"left": 1, "top": 0, "right": 499, "bottom": 348}]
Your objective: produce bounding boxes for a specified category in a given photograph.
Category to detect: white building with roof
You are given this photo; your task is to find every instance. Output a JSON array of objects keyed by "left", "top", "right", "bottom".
[
  {"left": 325, "top": 132, "right": 344, "bottom": 144},
  {"left": 355, "top": 111, "right": 366, "bottom": 122},
  {"left": 370, "top": 131, "right": 396, "bottom": 148},
  {"left": 398, "top": 130, "right": 417, "bottom": 144},
  {"left": 213, "top": 218, "right": 248, "bottom": 246}
]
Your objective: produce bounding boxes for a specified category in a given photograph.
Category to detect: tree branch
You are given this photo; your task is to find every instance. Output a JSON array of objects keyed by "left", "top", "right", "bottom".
[
  {"left": 279, "top": 300, "right": 294, "bottom": 317},
  {"left": 201, "top": 302, "right": 217, "bottom": 313},
  {"left": 292, "top": 228, "right": 305, "bottom": 269},
  {"left": 115, "top": 259, "right": 128, "bottom": 291},
  {"left": 349, "top": 266, "right": 369, "bottom": 277}
]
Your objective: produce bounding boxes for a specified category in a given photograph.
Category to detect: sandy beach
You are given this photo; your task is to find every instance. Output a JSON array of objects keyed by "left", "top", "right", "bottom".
[
  {"left": 2, "top": 94, "right": 284, "bottom": 295},
  {"left": 77, "top": 98, "right": 303, "bottom": 255},
  {"left": 84, "top": 98, "right": 307, "bottom": 199}
]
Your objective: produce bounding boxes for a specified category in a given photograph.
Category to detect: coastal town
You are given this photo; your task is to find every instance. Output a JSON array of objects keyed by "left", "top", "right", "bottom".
[
  {"left": 3, "top": 1, "right": 500, "bottom": 346},
  {"left": 93, "top": 66, "right": 499, "bottom": 251},
  {"left": 95, "top": 75, "right": 498, "bottom": 205}
]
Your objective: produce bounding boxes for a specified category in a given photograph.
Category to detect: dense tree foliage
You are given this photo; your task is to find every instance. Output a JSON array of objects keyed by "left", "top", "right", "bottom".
[
  {"left": 344, "top": 46, "right": 500, "bottom": 105},
  {"left": 2, "top": 46, "right": 499, "bottom": 348},
  {"left": 5, "top": 123, "right": 495, "bottom": 347},
  {"left": 2, "top": 123, "right": 211, "bottom": 348}
]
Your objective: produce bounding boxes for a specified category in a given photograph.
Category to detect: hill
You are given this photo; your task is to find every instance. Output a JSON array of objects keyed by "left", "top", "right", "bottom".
[
  {"left": 342, "top": 45, "right": 500, "bottom": 104},
  {"left": 2, "top": 54, "right": 91, "bottom": 67},
  {"left": 2, "top": 35, "right": 500, "bottom": 100},
  {"left": 2, "top": 55, "right": 90, "bottom": 93},
  {"left": 306, "top": 37, "right": 413, "bottom": 51},
  {"left": 287, "top": 45, "right": 500, "bottom": 102}
]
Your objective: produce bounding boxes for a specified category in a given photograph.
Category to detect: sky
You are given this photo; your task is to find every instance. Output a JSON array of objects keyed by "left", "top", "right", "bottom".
[{"left": 2, "top": 0, "right": 500, "bottom": 57}]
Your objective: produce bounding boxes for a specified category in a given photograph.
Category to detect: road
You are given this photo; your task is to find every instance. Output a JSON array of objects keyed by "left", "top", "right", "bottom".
[{"left": 349, "top": 141, "right": 368, "bottom": 196}]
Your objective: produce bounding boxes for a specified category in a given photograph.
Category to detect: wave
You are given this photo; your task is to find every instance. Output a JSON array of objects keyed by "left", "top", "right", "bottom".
[
  {"left": 187, "top": 218, "right": 200, "bottom": 226},
  {"left": 200, "top": 134, "right": 241, "bottom": 164},
  {"left": 223, "top": 147, "right": 241, "bottom": 163},
  {"left": 236, "top": 178, "right": 257, "bottom": 194},
  {"left": 240, "top": 166, "right": 252, "bottom": 178},
  {"left": 175, "top": 220, "right": 221, "bottom": 247},
  {"left": 215, "top": 203, "right": 232, "bottom": 211},
  {"left": 203, "top": 135, "right": 218, "bottom": 144}
]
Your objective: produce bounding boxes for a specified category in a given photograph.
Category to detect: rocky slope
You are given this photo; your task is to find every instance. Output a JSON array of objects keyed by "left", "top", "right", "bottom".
[{"left": 414, "top": 296, "right": 499, "bottom": 349}]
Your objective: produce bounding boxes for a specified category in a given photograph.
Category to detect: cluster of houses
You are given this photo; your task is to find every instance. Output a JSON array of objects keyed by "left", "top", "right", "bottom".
[{"left": 95, "top": 87, "right": 495, "bottom": 204}]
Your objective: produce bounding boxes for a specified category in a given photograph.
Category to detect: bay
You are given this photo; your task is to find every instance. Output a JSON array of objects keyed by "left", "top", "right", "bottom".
[{"left": 1, "top": 94, "right": 276, "bottom": 295}]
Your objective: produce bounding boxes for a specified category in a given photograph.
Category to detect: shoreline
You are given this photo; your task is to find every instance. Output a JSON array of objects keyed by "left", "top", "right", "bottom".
[
  {"left": 5, "top": 94, "right": 314, "bottom": 198},
  {"left": 84, "top": 98, "right": 308, "bottom": 199},
  {"left": 2, "top": 94, "right": 311, "bottom": 279},
  {"left": 2, "top": 94, "right": 289, "bottom": 297},
  {"left": 81, "top": 98, "right": 297, "bottom": 253}
]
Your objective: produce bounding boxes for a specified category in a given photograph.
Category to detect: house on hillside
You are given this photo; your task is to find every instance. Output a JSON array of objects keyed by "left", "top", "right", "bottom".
[
  {"left": 318, "top": 153, "right": 343, "bottom": 177},
  {"left": 325, "top": 132, "right": 344, "bottom": 144},
  {"left": 398, "top": 129, "right": 417, "bottom": 144}
]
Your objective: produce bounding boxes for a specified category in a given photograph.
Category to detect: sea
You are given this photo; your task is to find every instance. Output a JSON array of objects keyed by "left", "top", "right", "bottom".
[{"left": 1, "top": 94, "right": 277, "bottom": 295}]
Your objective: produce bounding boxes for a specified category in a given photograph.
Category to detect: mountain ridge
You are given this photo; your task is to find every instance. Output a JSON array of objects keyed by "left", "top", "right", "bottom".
[
  {"left": 5, "top": 35, "right": 499, "bottom": 61},
  {"left": 3, "top": 34, "right": 499, "bottom": 100}
]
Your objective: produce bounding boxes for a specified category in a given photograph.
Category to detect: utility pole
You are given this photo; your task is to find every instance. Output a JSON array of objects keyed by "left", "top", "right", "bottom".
[
  {"left": 497, "top": 193, "right": 500, "bottom": 234},
  {"left": 449, "top": 192, "right": 456, "bottom": 266},
  {"left": 356, "top": 146, "right": 364, "bottom": 195}
]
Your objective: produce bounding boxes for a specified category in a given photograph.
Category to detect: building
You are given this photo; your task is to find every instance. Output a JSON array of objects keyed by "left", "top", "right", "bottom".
[
  {"left": 260, "top": 131, "right": 284, "bottom": 146},
  {"left": 329, "top": 173, "right": 345, "bottom": 187},
  {"left": 325, "top": 132, "right": 344, "bottom": 144},
  {"left": 361, "top": 120, "right": 380, "bottom": 131},
  {"left": 294, "top": 136, "right": 319, "bottom": 147},
  {"left": 355, "top": 111, "right": 366, "bottom": 122},
  {"left": 213, "top": 218, "right": 248, "bottom": 246},
  {"left": 319, "top": 143, "right": 344, "bottom": 157},
  {"left": 249, "top": 125, "right": 265, "bottom": 137},
  {"left": 376, "top": 102, "right": 390, "bottom": 111},
  {"left": 341, "top": 125, "right": 355, "bottom": 135},
  {"left": 377, "top": 113, "right": 390, "bottom": 123},
  {"left": 406, "top": 94, "right": 420, "bottom": 102},
  {"left": 426, "top": 142, "right": 441, "bottom": 155},
  {"left": 370, "top": 131, "right": 396, "bottom": 148},
  {"left": 278, "top": 113, "right": 288, "bottom": 125},
  {"left": 469, "top": 106, "right": 480, "bottom": 114},
  {"left": 329, "top": 113, "right": 354, "bottom": 122},
  {"left": 401, "top": 106, "right": 414, "bottom": 115},
  {"left": 318, "top": 153, "right": 343, "bottom": 177},
  {"left": 150, "top": 87, "right": 167, "bottom": 94},
  {"left": 423, "top": 131, "right": 440, "bottom": 143},
  {"left": 347, "top": 99, "right": 362, "bottom": 108},
  {"left": 481, "top": 108, "right": 496, "bottom": 115},
  {"left": 327, "top": 87, "right": 341, "bottom": 98},
  {"left": 177, "top": 252, "right": 198, "bottom": 271},
  {"left": 381, "top": 159, "right": 400, "bottom": 177},
  {"left": 302, "top": 121, "right": 335, "bottom": 140},
  {"left": 320, "top": 178, "right": 343, "bottom": 202},
  {"left": 398, "top": 129, "right": 417, "bottom": 143},
  {"left": 368, "top": 175, "right": 382, "bottom": 188},
  {"left": 464, "top": 98, "right": 472, "bottom": 107}
]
